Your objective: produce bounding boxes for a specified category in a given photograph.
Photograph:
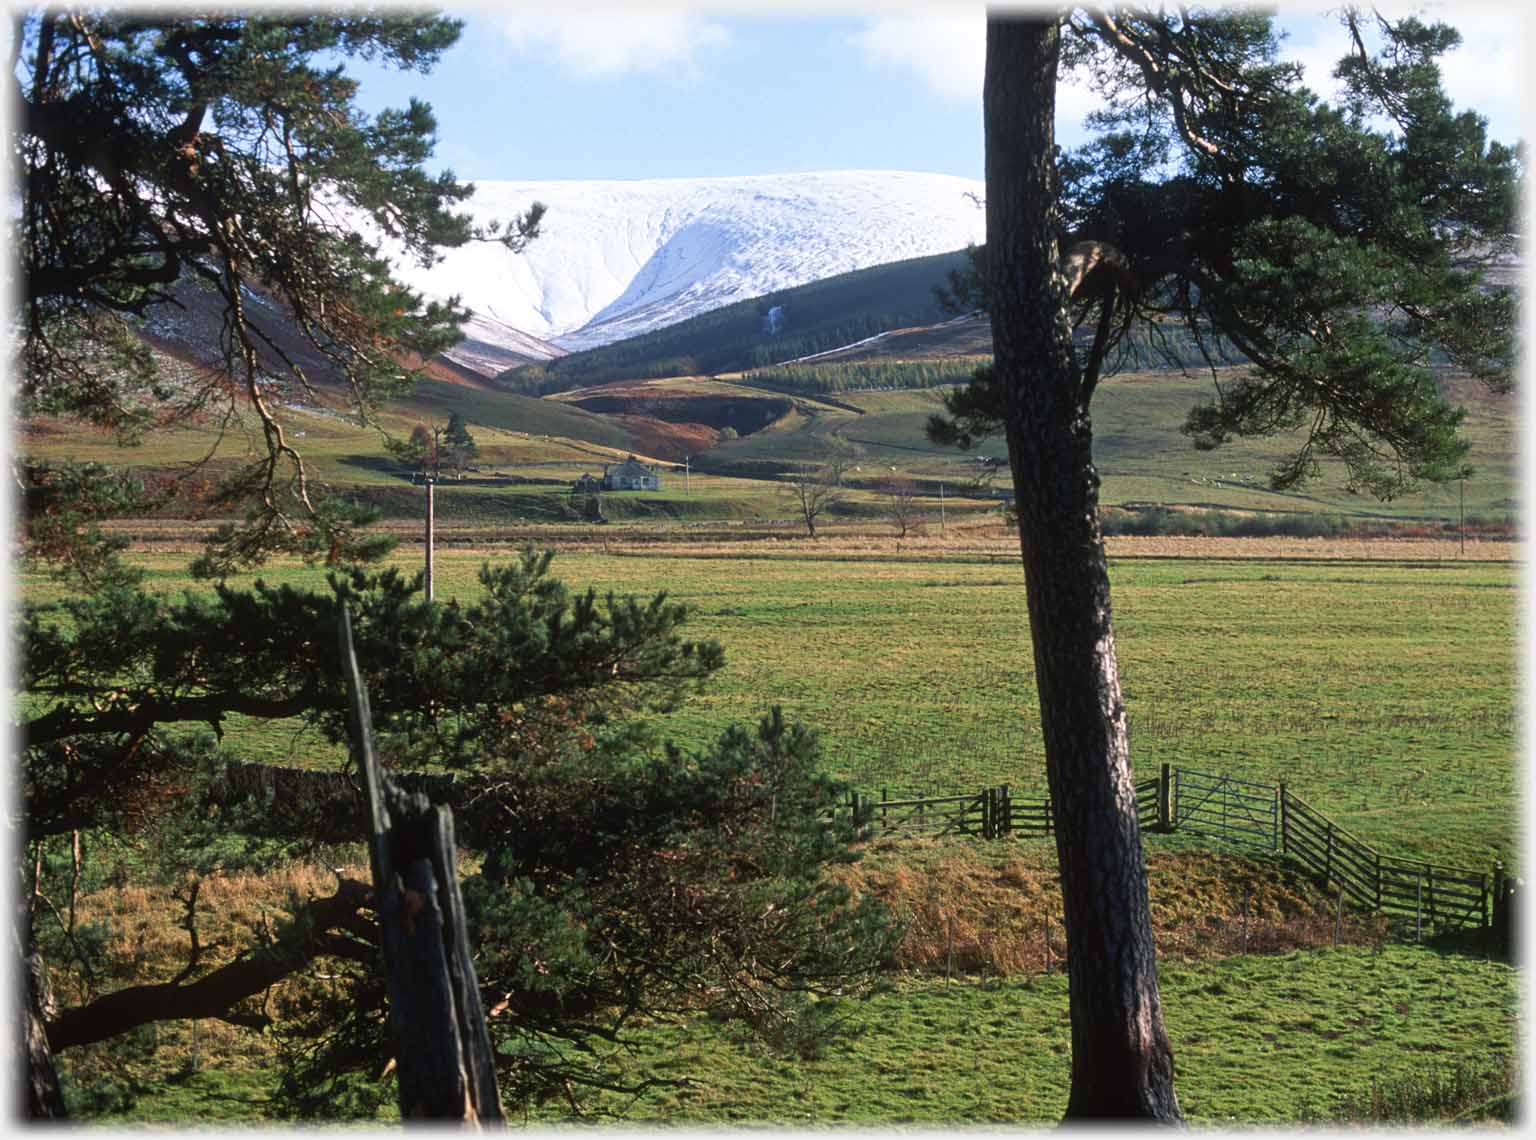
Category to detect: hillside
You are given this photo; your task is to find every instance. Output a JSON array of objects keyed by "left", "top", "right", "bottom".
[
  {"left": 501, "top": 249, "right": 976, "bottom": 393},
  {"left": 34, "top": 199, "right": 1515, "bottom": 536},
  {"left": 131, "top": 171, "right": 987, "bottom": 385},
  {"left": 371, "top": 170, "right": 986, "bottom": 363}
]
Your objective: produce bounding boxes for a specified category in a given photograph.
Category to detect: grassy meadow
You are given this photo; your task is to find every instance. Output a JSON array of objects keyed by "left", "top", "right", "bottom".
[
  {"left": 535, "top": 945, "right": 1516, "bottom": 1125},
  {"left": 29, "top": 531, "right": 1520, "bottom": 1125},
  {"left": 34, "top": 534, "right": 1517, "bottom": 872},
  {"left": 73, "top": 921, "right": 1518, "bottom": 1125}
]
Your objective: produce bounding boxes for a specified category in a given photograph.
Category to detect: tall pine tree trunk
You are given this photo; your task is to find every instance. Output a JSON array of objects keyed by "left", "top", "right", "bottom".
[{"left": 984, "top": 15, "right": 1180, "bottom": 1121}]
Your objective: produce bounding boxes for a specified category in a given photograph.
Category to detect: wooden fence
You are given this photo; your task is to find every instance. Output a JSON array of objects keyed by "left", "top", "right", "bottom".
[
  {"left": 849, "top": 787, "right": 1006, "bottom": 839},
  {"left": 845, "top": 785, "right": 1053, "bottom": 840},
  {"left": 846, "top": 763, "right": 1515, "bottom": 945},
  {"left": 209, "top": 750, "right": 1513, "bottom": 947},
  {"left": 1279, "top": 784, "right": 1493, "bottom": 937}
]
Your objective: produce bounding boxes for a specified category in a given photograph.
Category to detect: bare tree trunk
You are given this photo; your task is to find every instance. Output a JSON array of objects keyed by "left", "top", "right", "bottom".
[{"left": 985, "top": 15, "right": 1180, "bottom": 1121}]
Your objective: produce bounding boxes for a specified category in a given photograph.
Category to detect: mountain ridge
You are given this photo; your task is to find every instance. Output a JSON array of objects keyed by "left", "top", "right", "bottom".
[{"left": 373, "top": 169, "right": 986, "bottom": 372}]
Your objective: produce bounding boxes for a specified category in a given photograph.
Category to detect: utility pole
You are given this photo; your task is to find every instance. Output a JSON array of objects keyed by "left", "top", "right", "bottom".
[
  {"left": 684, "top": 455, "right": 691, "bottom": 493},
  {"left": 424, "top": 473, "right": 434, "bottom": 601},
  {"left": 424, "top": 426, "right": 443, "bottom": 602}
]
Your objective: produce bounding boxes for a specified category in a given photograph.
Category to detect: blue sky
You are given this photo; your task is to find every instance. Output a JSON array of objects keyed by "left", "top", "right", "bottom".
[{"left": 343, "top": 4, "right": 1528, "bottom": 185}]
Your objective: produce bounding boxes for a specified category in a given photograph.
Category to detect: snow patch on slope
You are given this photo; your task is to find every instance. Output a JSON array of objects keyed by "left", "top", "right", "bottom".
[{"left": 381, "top": 170, "right": 986, "bottom": 360}]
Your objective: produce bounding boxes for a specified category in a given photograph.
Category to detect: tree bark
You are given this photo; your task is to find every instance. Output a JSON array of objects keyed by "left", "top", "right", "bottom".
[
  {"left": 21, "top": 934, "right": 67, "bottom": 1118},
  {"left": 984, "top": 15, "right": 1180, "bottom": 1121}
]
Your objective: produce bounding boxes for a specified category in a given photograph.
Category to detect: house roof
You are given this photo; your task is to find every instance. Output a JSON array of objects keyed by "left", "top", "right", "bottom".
[{"left": 608, "top": 456, "right": 655, "bottom": 479}]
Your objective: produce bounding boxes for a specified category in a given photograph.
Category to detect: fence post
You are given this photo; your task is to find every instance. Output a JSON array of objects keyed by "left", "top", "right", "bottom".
[
  {"left": 1427, "top": 865, "right": 1436, "bottom": 929},
  {"left": 1158, "top": 763, "right": 1172, "bottom": 832},
  {"left": 1492, "top": 860, "right": 1505, "bottom": 937},
  {"left": 1171, "top": 768, "right": 1179, "bottom": 829},
  {"left": 1000, "top": 784, "right": 1011, "bottom": 836},
  {"left": 945, "top": 916, "right": 954, "bottom": 985},
  {"left": 1416, "top": 875, "right": 1423, "bottom": 942},
  {"left": 1325, "top": 821, "right": 1334, "bottom": 887},
  {"left": 1278, "top": 781, "right": 1288, "bottom": 854},
  {"left": 338, "top": 606, "right": 503, "bottom": 1124},
  {"left": 981, "top": 788, "right": 993, "bottom": 840}
]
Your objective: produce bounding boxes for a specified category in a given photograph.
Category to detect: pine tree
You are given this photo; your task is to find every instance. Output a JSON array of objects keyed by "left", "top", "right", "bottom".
[
  {"left": 942, "top": 7, "right": 1517, "bottom": 1121},
  {"left": 13, "top": 12, "right": 535, "bottom": 1113},
  {"left": 15, "top": 11, "right": 544, "bottom": 577},
  {"left": 25, "top": 554, "right": 891, "bottom": 1114},
  {"left": 443, "top": 411, "right": 479, "bottom": 476}
]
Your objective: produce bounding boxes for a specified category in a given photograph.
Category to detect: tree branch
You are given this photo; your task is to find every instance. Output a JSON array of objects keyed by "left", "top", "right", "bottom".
[{"left": 46, "top": 879, "right": 376, "bottom": 1052}]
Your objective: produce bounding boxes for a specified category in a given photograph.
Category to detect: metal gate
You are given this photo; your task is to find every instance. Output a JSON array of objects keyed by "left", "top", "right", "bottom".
[{"left": 1173, "top": 768, "right": 1278, "bottom": 851}]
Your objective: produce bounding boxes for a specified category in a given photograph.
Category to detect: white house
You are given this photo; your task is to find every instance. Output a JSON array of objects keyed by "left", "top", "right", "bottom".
[{"left": 601, "top": 456, "right": 660, "bottom": 491}]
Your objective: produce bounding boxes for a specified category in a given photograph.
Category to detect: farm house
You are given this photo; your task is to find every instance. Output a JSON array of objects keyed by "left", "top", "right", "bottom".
[{"left": 601, "top": 455, "right": 661, "bottom": 491}]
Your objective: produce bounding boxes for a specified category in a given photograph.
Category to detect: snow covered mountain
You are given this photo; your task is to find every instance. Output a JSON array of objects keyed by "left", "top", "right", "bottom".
[{"left": 380, "top": 170, "right": 986, "bottom": 374}]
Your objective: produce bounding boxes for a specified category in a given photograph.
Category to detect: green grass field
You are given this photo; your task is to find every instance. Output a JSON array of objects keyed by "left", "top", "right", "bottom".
[
  {"left": 87, "top": 944, "right": 1514, "bottom": 1125},
  {"left": 498, "top": 549, "right": 1516, "bottom": 870},
  {"left": 537, "top": 945, "right": 1516, "bottom": 1125},
  {"left": 32, "top": 541, "right": 1515, "bottom": 872}
]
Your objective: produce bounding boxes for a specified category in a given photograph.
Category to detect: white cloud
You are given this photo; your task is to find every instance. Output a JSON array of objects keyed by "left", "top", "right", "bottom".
[
  {"left": 499, "top": 10, "right": 729, "bottom": 81},
  {"left": 850, "top": 11, "right": 1106, "bottom": 146},
  {"left": 853, "top": 11, "right": 984, "bottom": 103},
  {"left": 1417, "top": 6, "right": 1525, "bottom": 143}
]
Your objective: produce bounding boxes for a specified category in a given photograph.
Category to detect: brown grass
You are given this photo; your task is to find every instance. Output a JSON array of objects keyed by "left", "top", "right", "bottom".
[
  {"left": 59, "top": 861, "right": 369, "bottom": 1005},
  {"left": 831, "top": 839, "right": 1387, "bottom": 977},
  {"left": 48, "top": 860, "right": 372, "bottom": 1080},
  {"left": 1103, "top": 534, "right": 1514, "bottom": 562},
  {"left": 60, "top": 838, "right": 1376, "bottom": 1010},
  {"left": 49, "top": 837, "right": 1384, "bottom": 1098}
]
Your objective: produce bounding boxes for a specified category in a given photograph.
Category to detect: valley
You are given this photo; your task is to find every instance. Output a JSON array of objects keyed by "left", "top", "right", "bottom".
[{"left": 17, "top": 39, "right": 1520, "bottom": 1120}]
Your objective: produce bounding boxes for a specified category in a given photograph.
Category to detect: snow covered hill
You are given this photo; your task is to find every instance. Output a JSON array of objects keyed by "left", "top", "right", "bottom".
[{"left": 379, "top": 170, "right": 986, "bottom": 373}]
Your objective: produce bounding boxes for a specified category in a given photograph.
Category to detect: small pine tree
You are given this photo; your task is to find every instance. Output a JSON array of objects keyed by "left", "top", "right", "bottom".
[{"left": 443, "top": 412, "right": 479, "bottom": 476}]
